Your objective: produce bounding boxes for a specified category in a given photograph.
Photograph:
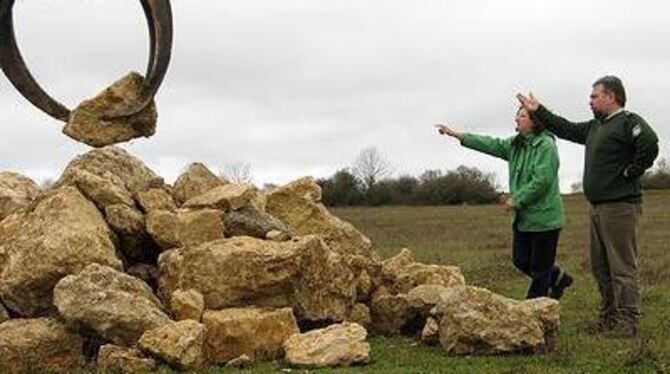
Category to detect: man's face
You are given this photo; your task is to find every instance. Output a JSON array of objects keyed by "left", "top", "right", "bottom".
[{"left": 590, "top": 84, "right": 615, "bottom": 119}]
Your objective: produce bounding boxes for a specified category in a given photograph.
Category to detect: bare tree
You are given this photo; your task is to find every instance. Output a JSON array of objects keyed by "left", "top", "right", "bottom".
[
  {"left": 220, "top": 161, "right": 252, "bottom": 184},
  {"left": 642, "top": 157, "right": 670, "bottom": 190},
  {"left": 352, "top": 146, "right": 393, "bottom": 191}
]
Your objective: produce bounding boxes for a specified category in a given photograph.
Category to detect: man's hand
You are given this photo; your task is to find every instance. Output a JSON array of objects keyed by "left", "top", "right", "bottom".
[
  {"left": 435, "top": 123, "right": 463, "bottom": 140},
  {"left": 516, "top": 92, "right": 540, "bottom": 112},
  {"left": 502, "top": 196, "right": 516, "bottom": 212}
]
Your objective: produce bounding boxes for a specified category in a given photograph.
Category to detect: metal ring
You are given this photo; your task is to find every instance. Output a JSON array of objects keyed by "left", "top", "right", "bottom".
[{"left": 0, "top": 0, "right": 173, "bottom": 122}]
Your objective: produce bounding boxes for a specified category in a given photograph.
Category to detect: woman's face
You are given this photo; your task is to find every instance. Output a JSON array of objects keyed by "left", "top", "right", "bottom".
[{"left": 515, "top": 108, "right": 534, "bottom": 135}]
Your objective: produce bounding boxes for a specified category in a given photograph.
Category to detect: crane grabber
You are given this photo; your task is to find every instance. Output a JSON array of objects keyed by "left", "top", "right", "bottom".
[{"left": 0, "top": 0, "right": 173, "bottom": 146}]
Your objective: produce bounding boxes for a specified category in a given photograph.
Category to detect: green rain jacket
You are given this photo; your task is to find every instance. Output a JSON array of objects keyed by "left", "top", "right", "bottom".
[{"left": 460, "top": 131, "right": 564, "bottom": 232}]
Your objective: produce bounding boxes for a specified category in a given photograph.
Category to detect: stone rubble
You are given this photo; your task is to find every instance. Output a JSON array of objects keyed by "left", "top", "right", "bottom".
[{"left": 0, "top": 146, "right": 560, "bottom": 371}]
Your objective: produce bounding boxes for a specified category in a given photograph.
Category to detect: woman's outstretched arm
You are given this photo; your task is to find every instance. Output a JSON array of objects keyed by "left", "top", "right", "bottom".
[{"left": 436, "top": 123, "right": 512, "bottom": 161}]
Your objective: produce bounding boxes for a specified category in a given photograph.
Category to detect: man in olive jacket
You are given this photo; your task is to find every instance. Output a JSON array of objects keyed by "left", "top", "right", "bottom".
[{"left": 517, "top": 76, "right": 659, "bottom": 337}]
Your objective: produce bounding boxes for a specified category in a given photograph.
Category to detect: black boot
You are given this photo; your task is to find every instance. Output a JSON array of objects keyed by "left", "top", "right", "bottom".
[{"left": 549, "top": 271, "right": 573, "bottom": 300}]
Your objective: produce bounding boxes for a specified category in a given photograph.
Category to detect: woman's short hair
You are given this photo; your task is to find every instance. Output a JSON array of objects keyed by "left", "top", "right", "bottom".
[{"left": 518, "top": 106, "right": 545, "bottom": 132}]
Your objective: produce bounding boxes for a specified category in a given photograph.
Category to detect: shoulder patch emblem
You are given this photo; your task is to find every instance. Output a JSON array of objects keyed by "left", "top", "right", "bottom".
[{"left": 632, "top": 125, "right": 642, "bottom": 138}]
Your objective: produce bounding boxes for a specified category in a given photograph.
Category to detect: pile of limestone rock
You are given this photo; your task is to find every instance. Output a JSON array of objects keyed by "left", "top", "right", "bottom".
[{"left": 0, "top": 147, "right": 560, "bottom": 373}]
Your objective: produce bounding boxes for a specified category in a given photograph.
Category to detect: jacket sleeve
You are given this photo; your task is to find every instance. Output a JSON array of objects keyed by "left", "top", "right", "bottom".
[
  {"left": 460, "top": 133, "right": 513, "bottom": 161},
  {"left": 624, "top": 115, "right": 659, "bottom": 179},
  {"left": 534, "top": 105, "right": 591, "bottom": 145},
  {"left": 511, "top": 139, "right": 559, "bottom": 209}
]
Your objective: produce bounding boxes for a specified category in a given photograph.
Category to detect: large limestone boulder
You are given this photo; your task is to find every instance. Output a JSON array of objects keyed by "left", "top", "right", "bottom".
[
  {"left": 157, "top": 248, "right": 184, "bottom": 303},
  {"left": 63, "top": 72, "right": 157, "bottom": 147},
  {"left": 203, "top": 307, "right": 299, "bottom": 364},
  {"left": 173, "top": 209, "right": 225, "bottom": 247},
  {"left": 369, "top": 293, "right": 415, "bottom": 335},
  {"left": 347, "top": 303, "right": 372, "bottom": 329},
  {"left": 265, "top": 177, "right": 377, "bottom": 260},
  {"left": 159, "top": 235, "right": 358, "bottom": 322},
  {"left": 435, "top": 286, "right": 559, "bottom": 355},
  {"left": 54, "top": 147, "right": 160, "bottom": 262},
  {"left": 57, "top": 166, "right": 135, "bottom": 208},
  {"left": 136, "top": 187, "right": 177, "bottom": 213},
  {"left": 97, "top": 344, "right": 157, "bottom": 374},
  {"left": 146, "top": 210, "right": 180, "bottom": 248},
  {"left": 521, "top": 297, "right": 561, "bottom": 329},
  {"left": 370, "top": 284, "right": 451, "bottom": 336},
  {"left": 283, "top": 322, "right": 370, "bottom": 368},
  {"left": 172, "top": 163, "right": 227, "bottom": 206},
  {"left": 0, "top": 171, "right": 40, "bottom": 221},
  {"left": 289, "top": 241, "right": 359, "bottom": 322},
  {"left": 0, "top": 318, "right": 84, "bottom": 373},
  {"left": 170, "top": 289, "right": 205, "bottom": 321},
  {"left": 183, "top": 183, "right": 259, "bottom": 211},
  {"left": 346, "top": 253, "right": 382, "bottom": 303},
  {"left": 382, "top": 248, "right": 465, "bottom": 294},
  {"left": 517, "top": 296, "right": 561, "bottom": 352},
  {"left": 146, "top": 208, "right": 225, "bottom": 249},
  {"left": 105, "top": 203, "right": 157, "bottom": 262},
  {"left": 224, "top": 206, "right": 291, "bottom": 239},
  {"left": 138, "top": 319, "right": 206, "bottom": 370},
  {"left": 55, "top": 146, "right": 160, "bottom": 211},
  {"left": 405, "top": 284, "right": 453, "bottom": 315},
  {"left": 53, "top": 263, "right": 171, "bottom": 345},
  {"left": 105, "top": 204, "right": 145, "bottom": 241},
  {"left": 0, "top": 187, "right": 121, "bottom": 316}
]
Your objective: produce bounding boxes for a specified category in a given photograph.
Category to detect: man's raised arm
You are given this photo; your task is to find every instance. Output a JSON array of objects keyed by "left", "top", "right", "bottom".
[{"left": 517, "top": 93, "right": 591, "bottom": 145}]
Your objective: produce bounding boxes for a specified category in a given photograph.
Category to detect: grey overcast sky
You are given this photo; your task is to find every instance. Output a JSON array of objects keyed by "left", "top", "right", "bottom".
[{"left": 1, "top": 0, "right": 668, "bottom": 191}]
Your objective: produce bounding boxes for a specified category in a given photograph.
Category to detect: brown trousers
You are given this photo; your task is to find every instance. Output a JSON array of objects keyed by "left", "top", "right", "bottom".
[{"left": 589, "top": 202, "right": 642, "bottom": 321}]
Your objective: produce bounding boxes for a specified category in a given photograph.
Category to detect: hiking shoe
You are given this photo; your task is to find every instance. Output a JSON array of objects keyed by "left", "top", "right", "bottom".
[
  {"left": 549, "top": 272, "right": 574, "bottom": 300},
  {"left": 604, "top": 319, "right": 639, "bottom": 339},
  {"left": 583, "top": 316, "right": 616, "bottom": 335}
]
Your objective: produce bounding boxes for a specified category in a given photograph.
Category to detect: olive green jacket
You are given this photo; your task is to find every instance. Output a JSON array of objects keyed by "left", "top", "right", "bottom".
[
  {"left": 461, "top": 131, "right": 564, "bottom": 232},
  {"left": 534, "top": 106, "right": 659, "bottom": 204}
]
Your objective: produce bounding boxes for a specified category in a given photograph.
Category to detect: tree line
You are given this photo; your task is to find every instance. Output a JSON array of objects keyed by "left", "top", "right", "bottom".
[
  {"left": 316, "top": 147, "right": 499, "bottom": 207},
  {"left": 642, "top": 158, "right": 670, "bottom": 190},
  {"left": 316, "top": 166, "right": 500, "bottom": 207},
  {"left": 313, "top": 148, "right": 670, "bottom": 207}
]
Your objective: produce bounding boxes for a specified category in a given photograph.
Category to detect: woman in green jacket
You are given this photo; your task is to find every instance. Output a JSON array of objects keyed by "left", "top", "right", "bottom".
[{"left": 436, "top": 107, "right": 573, "bottom": 299}]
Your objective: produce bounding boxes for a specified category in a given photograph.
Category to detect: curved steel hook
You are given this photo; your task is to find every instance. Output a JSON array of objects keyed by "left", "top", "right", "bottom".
[
  {"left": 0, "top": 0, "right": 173, "bottom": 122},
  {"left": 103, "top": 0, "right": 173, "bottom": 119},
  {"left": 0, "top": 0, "right": 70, "bottom": 121}
]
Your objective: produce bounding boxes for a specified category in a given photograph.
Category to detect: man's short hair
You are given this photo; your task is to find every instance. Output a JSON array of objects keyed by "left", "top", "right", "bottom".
[{"left": 593, "top": 75, "right": 626, "bottom": 107}]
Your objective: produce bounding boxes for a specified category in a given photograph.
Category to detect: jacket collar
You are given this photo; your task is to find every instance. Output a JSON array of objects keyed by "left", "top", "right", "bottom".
[
  {"left": 513, "top": 132, "right": 546, "bottom": 147},
  {"left": 603, "top": 107, "right": 626, "bottom": 122}
]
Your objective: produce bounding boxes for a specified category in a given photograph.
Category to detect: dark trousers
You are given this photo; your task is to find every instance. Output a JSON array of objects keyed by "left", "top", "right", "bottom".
[{"left": 512, "top": 228, "right": 562, "bottom": 299}]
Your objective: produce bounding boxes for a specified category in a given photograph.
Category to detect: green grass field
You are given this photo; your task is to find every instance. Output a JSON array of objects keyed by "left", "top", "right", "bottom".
[{"left": 206, "top": 191, "right": 669, "bottom": 373}]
